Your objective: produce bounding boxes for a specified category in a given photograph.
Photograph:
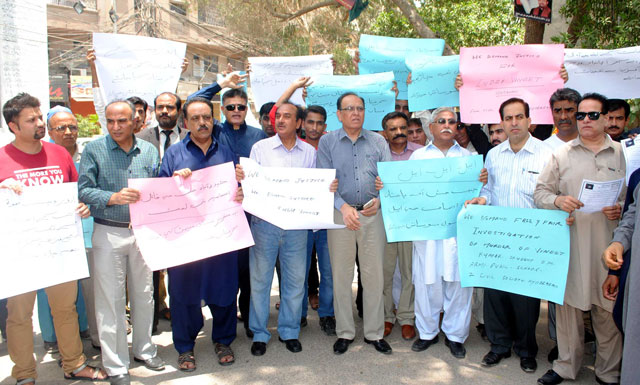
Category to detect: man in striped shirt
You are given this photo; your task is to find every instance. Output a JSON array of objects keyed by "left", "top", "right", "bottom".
[{"left": 466, "top": 97, "right": 553, "bottom": 374}]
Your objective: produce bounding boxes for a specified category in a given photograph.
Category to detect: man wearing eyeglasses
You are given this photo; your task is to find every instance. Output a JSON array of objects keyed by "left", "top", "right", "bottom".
[
  {"left": 466, "top": 97, "right": 553, "bottom": 374},
  {"left": 317, "top": 92, "right": 392, "bottom": 355},
  {"left": 534, "top": 93, "right": 624, "bottom": 385},
  {"left": 216, "top": 88, "right": 267, "bottom": 338}
]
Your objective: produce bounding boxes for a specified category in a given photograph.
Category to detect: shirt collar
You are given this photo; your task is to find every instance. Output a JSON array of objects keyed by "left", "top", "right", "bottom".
[
  {"left": 338, "top": 127, "right": 365, "bottom": 142},
  {"left": 425, "top": 140, "right": 461, "bottom": 153},
  {"left": 106, "top": 134, "right": 140, "bottom": 154},
  {"left": 272, "top": 134, "right": 302, "bottom": 151},
  {"left": 570, "top": 134, "right": 616, "bottom": 152},
  {"left": 501, "top": 134, "right": 536, "bottom": 154}
]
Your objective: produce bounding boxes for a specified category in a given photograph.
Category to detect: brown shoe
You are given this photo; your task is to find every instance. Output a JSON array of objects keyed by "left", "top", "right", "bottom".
[
  {"left": 384, "top": 322, "right": 394, "bottom": 337},
  {"left": 401, "top": 325, "right": 416, "bottom": 340}
]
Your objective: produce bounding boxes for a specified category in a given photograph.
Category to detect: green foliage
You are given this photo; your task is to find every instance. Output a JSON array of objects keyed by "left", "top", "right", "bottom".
[
  {"left": 369, "top": 0, "right": 524, "bottom": 52},
  {"left": 75, "top": 114, "right": 101, "bottom": 138},
  {"left": 553, "top": 0, "right": 640, "bottom": 49}
]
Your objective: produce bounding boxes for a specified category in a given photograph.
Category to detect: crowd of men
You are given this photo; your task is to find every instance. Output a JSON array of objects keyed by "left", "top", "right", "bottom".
[{"left": 0, "top": 52, "right": 638, "bottom": 385}]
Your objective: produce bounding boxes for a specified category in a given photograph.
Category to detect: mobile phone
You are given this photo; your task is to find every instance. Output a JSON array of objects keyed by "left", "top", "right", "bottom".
[{"left": 363, "top": 198, "right": 375, "bottom": 210}]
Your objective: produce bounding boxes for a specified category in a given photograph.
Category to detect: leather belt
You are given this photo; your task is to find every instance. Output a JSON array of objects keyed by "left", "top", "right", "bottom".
[
  {"left": 94, "top": 217, "right": 131, "bottom": 228},
  {"left": 350, "top": 204, "right": 364, "bottom": 211}
]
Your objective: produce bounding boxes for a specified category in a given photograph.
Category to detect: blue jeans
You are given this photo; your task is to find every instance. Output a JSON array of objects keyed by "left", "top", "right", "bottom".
[
  {"left": 302, "top": 230, "right": 334, "bottom": 318},
  {"left": 36, "top": 281, "right": 88, "bottom": 343},
  {"left": 249, "top": 217, "right": 307, "bottom": 342}
]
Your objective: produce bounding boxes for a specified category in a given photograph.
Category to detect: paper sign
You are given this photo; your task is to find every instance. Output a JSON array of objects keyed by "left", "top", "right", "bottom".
[
  {"left": 0, "top": 183, "right": 88, "bottom": 299},
  {"left": 459, "top": 44, "right": 564, "bottom": 124},
  {"left": 248, "top": 55, "right": 333, "bottom": 109},
  {"left": 622, "top": 138, "right": 640, "bottom": 184},
  {"left": 1, "top": 0, "right": 50, "bottom": 134},
  {"left": 128, "top": 163, "right": 254, "bottom": 271},
  {"left": 306, "top": 72, "right": 395, "bottom": 132},
  {"left": 240, "top": 157, "right": 344, "bottom": 230},
  {"left": 378, "top": 155, "right": 483, "bottom": 242},
  {"left": 406, "top": 55, "right": 460, "bottom": 111},
  {"left": 93, "top": 33, "right": 186, "bottom": 108},
  {"left": 577, "top": 178, "right": 624, "bottom": 213},
  {"left": 358, "top": 34, "right": 445, "bottom": 100},
  {"left": 457, "top": 205, "right": 570, "bottom": 304},
  {"left": 564, "top": 46, "right": 640, "bottom": 99}
]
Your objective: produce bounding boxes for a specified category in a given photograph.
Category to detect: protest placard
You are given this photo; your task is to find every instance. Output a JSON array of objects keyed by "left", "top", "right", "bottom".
[
  {"left": 564, "top": 46, "right": 640, "bottom": 99},
  {"left": 405, "top": 55, "right": 460, "bottom": 111},
  {"left": 129, "top": 163, "right": 254, "bottom": 271},
  {"left": 248, "top": 55, "right": 333, "bottom": 109},
  {"left": 306, "top": 72, "right": 395, "bottom": 131},
  {"left": 378, "top": 155, "right": 483, "bottom": 242},
  {"left": 240, "top": 157, "right": 344, "bottom": 230},
  {"left": 93, "top": 33, "right": 186, "bottom": 107},
  {"left": 457, "top": 205, "right": 570, "bottom": 304},
  {"left": 459, "top": 44, "right": 564, "bottom": 124},
  {"left": 0, "top": 0, "right": 49, "bottom": 134},
  {"left": 358, "top": 34, "right": 445, "bottom": 100},
  {"left": 622, "top": 138, "right": 640, "bottom": 184},
  {"left": 0, "top": 183, "right": 88, "bottom": 299}
]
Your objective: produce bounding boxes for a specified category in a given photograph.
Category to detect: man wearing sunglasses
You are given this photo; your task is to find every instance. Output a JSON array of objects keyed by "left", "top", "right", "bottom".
[
  {"left": 534, "top": 93, "right": 624, "bottom": 385},
  {"left": 216, "top": 88, "right": 267, "bottom": 338},
  {"left": 466, "top": 97, "right": 553, "bottom": 374}
]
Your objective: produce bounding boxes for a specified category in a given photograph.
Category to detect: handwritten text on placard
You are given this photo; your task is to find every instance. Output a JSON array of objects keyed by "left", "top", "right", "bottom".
[
  {"left": 378, "top": 155, "right": 483, "bottom": 242},
  {"left": 0, "top": 183, "right": 88, "bottom": 299},
  {"left": 129, "top": 163, "right": 254, "bottom": 271},
  {"left": 405, "top": 55, "right": 460, "bottom": 111},
  {"left": 457, "top": 205, "right": 570, "bottom": 304}
]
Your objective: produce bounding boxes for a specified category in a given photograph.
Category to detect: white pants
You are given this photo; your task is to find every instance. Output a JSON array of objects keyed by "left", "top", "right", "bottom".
[
  {"left": 92, "top": 223, "right": 156, "bottom": 376},
  {"left": 472, "top": 287, "right": 484, "bottom": 324},
  {"left": 415, "top": 279, "right": 472, "bottom": 343}
]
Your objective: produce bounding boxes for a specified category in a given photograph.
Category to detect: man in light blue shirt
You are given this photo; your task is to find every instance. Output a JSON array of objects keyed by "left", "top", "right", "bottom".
[{"left": 238, "top": 102, "right": 316, "bottom": 357}]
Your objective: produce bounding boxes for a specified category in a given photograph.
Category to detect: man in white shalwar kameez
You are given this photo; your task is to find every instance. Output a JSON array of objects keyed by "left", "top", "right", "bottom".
[{"left": 407, "top": 107, "right": 485, "bottom": 358}]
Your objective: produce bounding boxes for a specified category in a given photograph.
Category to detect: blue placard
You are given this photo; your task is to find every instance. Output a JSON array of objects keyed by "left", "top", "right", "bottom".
[
  {"left": 306, "top": 72, "right": 395, "bottom": 132},
  {"left": 359, "top": 34, "right": 445, "bottom": 100},
  {"left": 457, "top": 205, "right": 570, "bottom": 304},
  {"left": 82, "top": 217, "right": 94, "bottom": 249},
  {"left": 378, "top": 155, "right": 483, "bottom": 242},
  {"left": 406, "top": 55, "right": 460, "bottom": 111}
]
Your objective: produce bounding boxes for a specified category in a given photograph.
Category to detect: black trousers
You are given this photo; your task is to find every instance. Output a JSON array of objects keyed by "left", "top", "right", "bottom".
[
  {"left": 237, "top": 246, "right": 251, "bottom": 326},
  {"left": 484, "top": 288, "right": 540, "bottom": 358}
]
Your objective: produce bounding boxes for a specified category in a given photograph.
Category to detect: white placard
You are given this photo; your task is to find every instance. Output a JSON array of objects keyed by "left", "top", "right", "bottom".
[
  {"left": 564, "top": 47, "right": 640, "bottom": 99},
  {"left": 0, "top": 183, "right": 88, "bottom": 299},
  {"left": 248, "top": 55, "right": 333, "bottom": 110},
  {"left": 0, "top": 0, "right": 50, "bottom": 133},
  {"left": 577, "top": 178, "right": 624, "bottom": 213},
  {"left": 622, "top": 138, "right": 640, "bottom": 185},
  {"left": 240, "top": 157, "right": 344, "bottom": 230},
  {"left": 93, "top": 33, "right": 186, "bottom": 108}
]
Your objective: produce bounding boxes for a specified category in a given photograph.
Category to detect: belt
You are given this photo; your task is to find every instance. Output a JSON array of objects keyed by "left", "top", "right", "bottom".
[
  {"left": 94, "top": 217, "right": 131, "bottom": 228},
  {"left": 350, "top": 204, "right": 364, "bottom": 211}
]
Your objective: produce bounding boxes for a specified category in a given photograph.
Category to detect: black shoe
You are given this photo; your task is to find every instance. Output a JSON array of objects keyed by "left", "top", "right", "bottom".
[
  {"left": 300, "top": 317, "right": 308, "bottom": 328},
  {"left": 537, "top": 369, "right": 564, "bottom": 385},
  {"left": 520, "top": 357, "right": 537, "bottom": 373},
  {"left": 364, "top": 338, "right": 392, "bottom": 355},
  {"left": 333, "top": 338, "right": 353, "bottom": 355},
  {"left": 595, "top": 376, "right": 619, "bottom": 385},
  {"left": 245, "top": 327, "right": 254, "bottom": 338},
  {"left": 319, "top": 316, "right": 336, "bottom": 336},
  {"left": 251, "top": 342, "right": 267, "bottom": 356},
  {"left": 445, "top": 337, "right": 466, "bottom": 359},
  {"left": 547, "top": 345, "right": 558, "bottom": 363},
  {"left": 481, "top": 351, "right": 511, "bottom": 367},
  {"left": 476, "top": 323, "right": 488, "bottom": 341},
  {"left": 278, "top": 337, "right": 302, "bottom": 353},
  {"left": 411, "top": 335, "right": 439, "bottom": 352},
  {"left": 92, "top": 343, "right": 101, "bottom": 351}
]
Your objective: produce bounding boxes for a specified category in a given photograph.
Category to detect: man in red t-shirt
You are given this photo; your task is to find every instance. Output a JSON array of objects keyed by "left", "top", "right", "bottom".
[{"left": 0, "top": 93, "right": 107, "bottom": 384}]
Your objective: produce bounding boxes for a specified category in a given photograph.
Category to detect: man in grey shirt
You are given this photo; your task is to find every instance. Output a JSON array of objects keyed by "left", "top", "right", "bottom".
[{"left": 317, "top": 92, "right": 392, "bottom": 355}]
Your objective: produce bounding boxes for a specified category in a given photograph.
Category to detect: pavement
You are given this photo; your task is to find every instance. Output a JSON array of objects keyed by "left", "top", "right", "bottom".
[{"left": 0, "top": 282, "right": 599, "bottom": 385}]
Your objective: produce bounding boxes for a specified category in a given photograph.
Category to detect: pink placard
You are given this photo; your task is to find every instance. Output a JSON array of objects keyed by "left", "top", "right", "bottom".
[
  {"left": 128, "top": 162, "right": 254, "bottom": 271},
  {"left": 459, "top": 44, "right": 564, "bottom": 124}
]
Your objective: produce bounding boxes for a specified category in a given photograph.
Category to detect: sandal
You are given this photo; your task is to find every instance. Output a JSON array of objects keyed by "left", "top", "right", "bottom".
[
  {"left": 63, "top": 363, "right": 108, "bottom": 381},
  {"left": 215, "top": 343, "right": 235, "bottom": 366},
  {"left": 178, "top": 351, "right": 196, "bottom": 372}
]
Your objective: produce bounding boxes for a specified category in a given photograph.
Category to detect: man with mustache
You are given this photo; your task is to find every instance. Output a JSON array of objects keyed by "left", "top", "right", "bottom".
[
  {"left": 545, "top": 88, "right": 581, "bottom": 151},
  {"left": 466, "top": 97, "right": 553, "bottom": 374},
  {"left": 380, "top": 111, "right": 422, "bottom": 341},
  {"left": 158, "top": 97, "right": 241, "bottom": 370},
  {"left": 136, "top": 91, "right": 187, "bottom": 334},
  {"left": 488, "top": 124, "right": 507, "bottom": 146},
  {"left": 605, "top": 99, "right": 631, "bottom": 142}
]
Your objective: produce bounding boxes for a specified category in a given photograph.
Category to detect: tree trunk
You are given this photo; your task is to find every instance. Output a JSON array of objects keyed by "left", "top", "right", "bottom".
[
  {"left": 388, "top": 0, "right": 454, "bottom": 54},
  {"left": 524, "top": 19, "right": 545, "bottom": 44}
]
